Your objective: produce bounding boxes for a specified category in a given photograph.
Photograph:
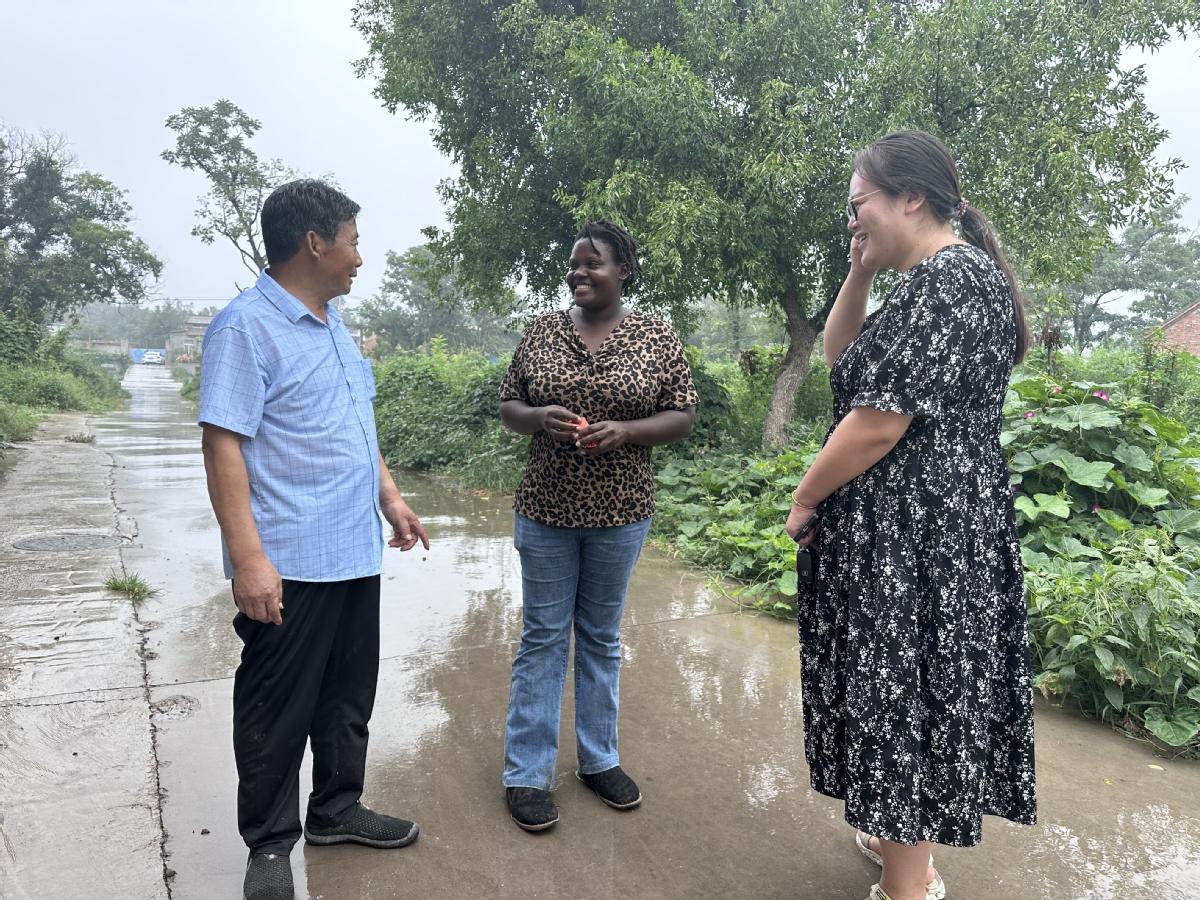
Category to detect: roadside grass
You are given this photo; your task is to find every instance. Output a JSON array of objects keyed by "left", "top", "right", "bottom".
[
  {"left": 104, "top": 571, "right": 160, "bottom": 604},
  {"left": 64, "top": 432, "right": 95, "bottom": 443},
  {"left": 0, "top": 400, "right": 40, "bottom": 446}
]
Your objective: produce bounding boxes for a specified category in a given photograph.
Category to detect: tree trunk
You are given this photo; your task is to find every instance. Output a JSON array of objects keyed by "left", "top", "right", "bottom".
[{"left": 762, "top": 286, "right": 817, "bottom": 451}]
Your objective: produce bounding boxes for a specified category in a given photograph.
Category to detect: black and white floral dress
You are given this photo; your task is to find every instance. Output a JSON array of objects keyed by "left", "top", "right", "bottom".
[{"left": 798, "top": 244, "right": 1037, "bottom": 847}]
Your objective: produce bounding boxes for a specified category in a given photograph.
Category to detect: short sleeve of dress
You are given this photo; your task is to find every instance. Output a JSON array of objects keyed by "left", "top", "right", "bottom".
[
  {"left": 852, "top": 259, "right": 988, "bottom": 421},
  {"left": 656, "top": 326, "right": 700, "bottom": 412},
  {"left": 498, "top": 326, "right": 532, "bottom": 403}
]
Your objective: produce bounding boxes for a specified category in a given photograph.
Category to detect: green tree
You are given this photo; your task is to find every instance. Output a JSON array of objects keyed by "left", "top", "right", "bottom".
[
  {"left": 74, "top": 299, "right": 195, "bottom": 347},
  {"left": 162, "top": 100, "right": 297, "bottom": 277},
  {"left": 1043, "top": 197, "right": 1200, "bottom": 352},
  {"left": 1, "top": 125, "right": 161, "bottom": 324},
  {"left": 355, "top": 0, "right": 1196, "bottom": 448},
  {"left": 354, "top": 246, "right": 521, "bottom": 355}
]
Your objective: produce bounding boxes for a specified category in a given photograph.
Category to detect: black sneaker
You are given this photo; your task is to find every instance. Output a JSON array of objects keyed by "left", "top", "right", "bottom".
[
  {"left": 303, "top": 802, "right": 419, "bottom": 849},
  {"left": 243, "top": 851, "right": 294, "bottom": 900},
  {"left": 576, "top": 766, "right": 642, "bottom": 810},
  {"left": 506, "top": 786, "right": 559, "bottom": 832}
]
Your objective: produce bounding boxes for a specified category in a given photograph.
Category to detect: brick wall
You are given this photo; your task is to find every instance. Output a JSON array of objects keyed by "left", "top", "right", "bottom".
[{"left": 1164, "top": 308, "right": 1200, "bottom": 355}]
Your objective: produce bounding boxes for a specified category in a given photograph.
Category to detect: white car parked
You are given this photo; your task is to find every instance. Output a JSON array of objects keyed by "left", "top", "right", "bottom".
[{"left": 142, "top": 350, "right": 165, "bottom": 365}]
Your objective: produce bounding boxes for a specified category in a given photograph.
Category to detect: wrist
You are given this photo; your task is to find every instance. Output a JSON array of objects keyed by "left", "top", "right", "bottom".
[{"left": 791, "top": 485, "right": 820, "bottom": 509}]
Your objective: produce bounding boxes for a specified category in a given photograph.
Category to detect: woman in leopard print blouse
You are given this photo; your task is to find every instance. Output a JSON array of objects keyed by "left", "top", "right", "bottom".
[
  {"left": 497, "top": 219, "right": 698, "bottom": 832},
  {"left": 787, "top": 132, "right": 1036, "bottom": 900}
]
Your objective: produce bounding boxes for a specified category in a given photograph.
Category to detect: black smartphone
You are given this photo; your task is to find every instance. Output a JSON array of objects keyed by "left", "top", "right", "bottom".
[{"left": 792, "top": 512, "right": 821, "bottom": 543}]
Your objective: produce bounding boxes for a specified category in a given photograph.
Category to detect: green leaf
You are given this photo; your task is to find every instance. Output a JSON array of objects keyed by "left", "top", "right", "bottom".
[
  {"left": 1044, "top": 404, "right": 1121, "bottom": 431},
  {"left": 1096, "top": 509, "right": 1133, "bottom": 533},
  {"left": 1060, "top": 537, "right": 1103, "bottom": 560},
  {"left": 1103, "top": 683, "right": 1124, "bottom": 711},
  {"left": 1064, "top": 634, "right": 1088, "bottom": 652},
  {"left": 1050, "top": 453, "right": 1114, "bottom": 489},
  {"left": 1187, "top": 686, "right": 1200, "bottom": 704},
  {"left": 1126, "top": 482, "right": 1171, "bottom": 507},
  {"left": 1009, "top": 451, "right": 1038, "bottom": 472},
  {"left": 777, "top": 569, "right": 798, "bottom": 597},
  {"left": 1113, "top": 443, "right": 1153, "bottom": 473},
  {"left": 1094, "top": 646, "right": 1115, "bottom": 670},
  {"left": 1142, "top": 707, "right": 1200, "bottom": 747},
  {"left": 1033, "top": 493, "right": 1071, "bottom": 518},
  {"left": 1155, "top": 509, "right": 1200, "bottom": 535},
  {"left": 678, "top": 520, "right": 707, "bottom": 538}
]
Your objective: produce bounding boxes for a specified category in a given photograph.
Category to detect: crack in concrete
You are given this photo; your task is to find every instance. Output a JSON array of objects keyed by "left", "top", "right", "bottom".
[{"left": 102, "top": 436, "right": 173, "bottom": 899}]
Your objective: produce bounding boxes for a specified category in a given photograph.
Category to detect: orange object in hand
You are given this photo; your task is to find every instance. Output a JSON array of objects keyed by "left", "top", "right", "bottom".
[{"left": 575, "top": 416, "right": 599, "bottom": 448}]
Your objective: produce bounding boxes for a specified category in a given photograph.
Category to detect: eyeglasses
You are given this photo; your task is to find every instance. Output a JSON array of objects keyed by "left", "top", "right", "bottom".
[{"left": 846, "top": 189, "right": 884, "bottom": 222}]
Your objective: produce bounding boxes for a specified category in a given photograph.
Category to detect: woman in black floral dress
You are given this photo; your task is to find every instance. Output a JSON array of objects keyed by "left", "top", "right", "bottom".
[{"left": 785, "top": 131, "right": 1036, "bottom": 900}]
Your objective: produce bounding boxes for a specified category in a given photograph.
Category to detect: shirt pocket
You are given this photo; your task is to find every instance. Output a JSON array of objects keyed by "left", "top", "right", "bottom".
[{"left": 359, "top": 359, "right": 378, "bottom": 402}]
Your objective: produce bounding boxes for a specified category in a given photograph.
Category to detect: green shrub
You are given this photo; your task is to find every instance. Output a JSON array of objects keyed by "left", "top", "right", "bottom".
[{"left": 0, "top": 400, "right": 39, "bottom": 444}]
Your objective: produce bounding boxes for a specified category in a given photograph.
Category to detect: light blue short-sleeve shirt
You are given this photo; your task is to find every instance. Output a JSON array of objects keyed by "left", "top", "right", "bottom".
[{"left": 198, "top": 272, "right": 384, "bottom": 582}]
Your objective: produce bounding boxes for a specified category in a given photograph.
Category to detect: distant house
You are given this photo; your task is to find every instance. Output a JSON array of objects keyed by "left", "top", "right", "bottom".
[
  {"left": 1161, "top": 300, "right": 1200, "bottom": 355},
  {"left": 166, "top": 315, "right": 214, "bottom": 371}
]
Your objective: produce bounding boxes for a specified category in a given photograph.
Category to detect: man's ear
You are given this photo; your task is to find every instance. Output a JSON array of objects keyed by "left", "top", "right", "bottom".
[{"left": 304, "top": 230, "right": 324, "bottom": 259}]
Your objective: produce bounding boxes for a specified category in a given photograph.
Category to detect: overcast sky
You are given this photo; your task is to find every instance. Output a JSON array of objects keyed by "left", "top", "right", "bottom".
[{"left": 2, "top": 3, "right": 1196, "bottom": 309}]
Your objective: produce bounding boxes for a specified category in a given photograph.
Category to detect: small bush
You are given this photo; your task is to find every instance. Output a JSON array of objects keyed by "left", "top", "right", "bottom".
[{"left": 0, "top": 400, "right": 39, "bottom": 444}]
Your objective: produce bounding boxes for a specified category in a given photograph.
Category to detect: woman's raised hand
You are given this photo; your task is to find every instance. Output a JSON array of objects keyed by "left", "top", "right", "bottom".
[{"left": 539, "top": 405, "right": 582, "bottom": 441}]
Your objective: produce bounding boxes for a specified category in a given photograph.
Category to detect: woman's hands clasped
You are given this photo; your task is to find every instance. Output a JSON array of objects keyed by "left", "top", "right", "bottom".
[{"left": 537, "top": 405, "right": 631, "bottom": 456}]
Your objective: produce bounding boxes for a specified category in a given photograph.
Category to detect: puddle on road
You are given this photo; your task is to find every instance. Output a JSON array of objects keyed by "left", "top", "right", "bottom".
[{"left": 100, "top": 365, "right": 1200, "bottom": 900}]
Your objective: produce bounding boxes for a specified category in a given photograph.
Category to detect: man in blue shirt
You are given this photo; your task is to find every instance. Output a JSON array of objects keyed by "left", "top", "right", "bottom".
[{"left": 199, "top": 180, "right": 429, "bottom": 900}]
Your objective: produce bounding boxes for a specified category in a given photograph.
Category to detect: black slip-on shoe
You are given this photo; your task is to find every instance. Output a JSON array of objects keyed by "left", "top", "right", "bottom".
[
  {"left": 244, "top": 851, "right": 294, "bottom": 900},
  {"left": 506, "top": 786, "right": 560, "bottom": 832},
  {"left": 303, "top": 802, "right": 419, "bottom": 849},
  {"left": 576, "top": 766, "right": 642, "bottom": 810}
]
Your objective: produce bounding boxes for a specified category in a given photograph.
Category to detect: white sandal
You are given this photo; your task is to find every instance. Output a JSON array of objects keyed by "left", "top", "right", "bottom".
[{"left": 855, "top": 832, "right": 946, "bottom": 900}]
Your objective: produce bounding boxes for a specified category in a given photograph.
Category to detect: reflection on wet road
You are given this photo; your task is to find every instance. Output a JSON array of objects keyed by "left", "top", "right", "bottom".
[{"left": 98, "top": 367, "right": 1200, "bottom": 898}]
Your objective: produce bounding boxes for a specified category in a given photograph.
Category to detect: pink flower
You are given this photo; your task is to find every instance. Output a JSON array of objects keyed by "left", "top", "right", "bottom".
[
  {"left": 1023, "top": 411, "right": 1037, "bottom": 419},
  {"left": 1092, "top": 390, "right": 1110, "bottom": 402},
  {"left": 1011, "top": 484, "right": 1021, "bottom": 493},
  {"left": 1051, "top": 385, "right": 1063, "bottom": 393},
  {"left": 1091, "top": 503, "right": 1101, "bottom": 513}
]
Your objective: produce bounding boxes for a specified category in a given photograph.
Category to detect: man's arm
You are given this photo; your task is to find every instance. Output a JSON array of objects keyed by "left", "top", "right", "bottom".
[
  {"left": 378, "top": 451, "right": 430, "bottom": 551},
  {"left": 201, "top": 424, "right": 283, "bottom": 624}
]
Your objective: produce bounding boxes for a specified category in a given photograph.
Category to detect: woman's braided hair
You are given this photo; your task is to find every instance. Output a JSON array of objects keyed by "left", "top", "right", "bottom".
[{"left": 576, "top": 218, "right": 643, "bottom": 296}]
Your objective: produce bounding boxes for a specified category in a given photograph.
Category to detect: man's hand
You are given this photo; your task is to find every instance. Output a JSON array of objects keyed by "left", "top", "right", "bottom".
[
  {"left": 539, "top": 405, "right": 582, "bottom": 442},
  {"left": 384, "top": 498, "right": 430, "bottom": 552},
  {"left": 232, "top": 555, "right": 284, "bottom": 625}
]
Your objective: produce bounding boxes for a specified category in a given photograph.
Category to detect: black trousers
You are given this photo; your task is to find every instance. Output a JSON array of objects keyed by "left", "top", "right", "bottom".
[{"left": 232, "top": 576, "right": 381, "bottom": 854}]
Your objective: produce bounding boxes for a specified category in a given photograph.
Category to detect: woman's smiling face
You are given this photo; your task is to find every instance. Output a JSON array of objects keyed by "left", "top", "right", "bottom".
[
  {"left": 566, "top": 236, "right": 626, "bottom": 310},
  {"left": 846, "top": 172, "right": 913, "bottom": 272}
]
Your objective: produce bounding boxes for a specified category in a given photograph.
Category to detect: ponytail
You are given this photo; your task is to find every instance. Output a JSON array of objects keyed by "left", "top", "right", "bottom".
[{"left": 960, "top": 205, "right": 1029, "bottom": 364}]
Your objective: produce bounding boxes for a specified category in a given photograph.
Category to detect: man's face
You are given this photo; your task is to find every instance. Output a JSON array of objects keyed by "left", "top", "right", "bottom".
[{"left": 318, "top": 219, "right": 362, "bottom": 299}]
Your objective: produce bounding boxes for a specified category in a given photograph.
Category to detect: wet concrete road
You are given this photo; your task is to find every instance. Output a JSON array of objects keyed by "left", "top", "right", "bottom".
[{"left": 2, "top": 365, "right": 1199, "bottom": 899}]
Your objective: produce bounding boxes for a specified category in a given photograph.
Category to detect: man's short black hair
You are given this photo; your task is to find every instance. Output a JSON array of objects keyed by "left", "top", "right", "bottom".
[{"left": 261, "top": 179, "right": 361, "bottom": 266}]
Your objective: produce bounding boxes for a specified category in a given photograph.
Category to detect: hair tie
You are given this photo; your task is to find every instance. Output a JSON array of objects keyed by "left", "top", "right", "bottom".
[{"left": 957, "top": 198, "right": 969, "bottom": 215}]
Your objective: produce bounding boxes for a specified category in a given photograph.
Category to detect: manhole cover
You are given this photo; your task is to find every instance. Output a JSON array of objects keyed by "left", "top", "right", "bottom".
[{"left": 12, "top": 532, "right": 123, "bottom": 552}]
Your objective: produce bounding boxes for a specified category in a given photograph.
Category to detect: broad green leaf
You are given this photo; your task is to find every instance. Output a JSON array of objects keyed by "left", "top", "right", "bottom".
[
  {"left": 1043, "top": 404, "right": 1121, "bottom": 431},
  {"left": 1014, "top": 495, "right": 1039, "bottom": 520},
  {"left": 1113, "top": 443, "right": 1153, "bottom": 472},
  {"left": 1050, "top": 453, "right": 1114, "bottom": 489},
  {"left": 1009, "top": 451, "right": 1038, "bottom": 472},
  {"left": 1033, "top": 493, "right": 1071, "bottom": 518},
  {"left": 1094, "top": 646, "right": 1115, "bottom": 669},
  {"left": 1063, "top": 634, "right": 1088, "bottom": 652},
  {"left": 1060, "top": 537, "right": 1103, "bottom": 560},
  {"left": 1126, "top": 483, "right": 1171, "bottom": 507},
  {"left": 1154, "top": 509, "right": 1200, "bottom": 535},
  {"left": 778, "top": 569, "right": 798, "bottom": 597},
  {"left": 1142, "top": 707, "right": 1200, "bottom": 747},
  {"left": 1187, "top": 686, "right": 1200, "bottom": 704}
]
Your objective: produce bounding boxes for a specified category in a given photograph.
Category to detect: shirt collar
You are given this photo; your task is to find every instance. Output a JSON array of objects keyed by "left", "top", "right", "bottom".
[{"left": 255, "top": 271, "right": 341, "bottom": 326}]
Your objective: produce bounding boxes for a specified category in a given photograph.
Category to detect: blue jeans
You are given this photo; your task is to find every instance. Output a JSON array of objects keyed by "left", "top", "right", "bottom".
[{"left": 503, "top": 513, "right": 652, "bottom": 790}]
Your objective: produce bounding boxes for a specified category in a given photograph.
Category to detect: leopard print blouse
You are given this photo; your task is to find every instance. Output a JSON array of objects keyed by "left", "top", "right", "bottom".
[{"left": 499, "top": 309, "right": 698, "bottom": 528}]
